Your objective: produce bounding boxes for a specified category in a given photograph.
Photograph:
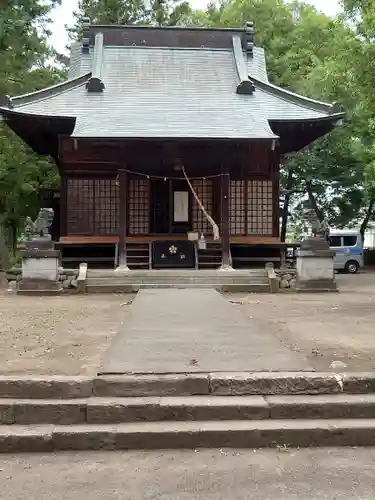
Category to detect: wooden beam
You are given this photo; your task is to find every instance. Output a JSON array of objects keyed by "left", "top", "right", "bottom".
[
  {"left": 59, "top": 235, "right": 281, "bottom": 245},
  {"left": 118, "top": 169, "right": 128, "bottom": 268},
  {"left": 221, "top": 170, "right": 231, "bottom": 268}
]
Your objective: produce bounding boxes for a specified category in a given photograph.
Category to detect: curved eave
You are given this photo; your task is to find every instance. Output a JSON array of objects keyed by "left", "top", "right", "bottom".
[
  {"left": 252, "top": 77, "right": 340, "bottom": 115},
  {"left": 0, "top": 108, "right": 76, "bottom": 158},
  {"left": 9, "top": 73, "right": 90, "bottom": 107},
  {"left": 271, "top": 115, "right": 345, "bottom": 154}
]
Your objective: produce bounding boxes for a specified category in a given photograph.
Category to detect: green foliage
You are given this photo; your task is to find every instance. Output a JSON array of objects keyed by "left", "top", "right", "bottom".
[
  {"left": 71, "top": 0, "right": 206, "bottom": 34},
  {"left": 0, "top": 0, "right": 63, "bottom": 249},
  {"left": 204, "top": 0, "right": 370, "bottom": 234},
  {"left": 3, "top": 0, "right": 375, "bottom": 244}
]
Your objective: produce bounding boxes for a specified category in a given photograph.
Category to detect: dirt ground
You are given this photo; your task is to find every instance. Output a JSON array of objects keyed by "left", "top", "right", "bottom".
[
  {"left": 0, "top": 272, "right": 375, "bottom": 375},
  {"left": 234, "top": 271, "right": 375, "bottom": 372},
  {"left": 0, "top": 290, "right": 133, "bottom": 375},
  {"left": 0, "top": 448, "right": 374, "bottom": 500}
]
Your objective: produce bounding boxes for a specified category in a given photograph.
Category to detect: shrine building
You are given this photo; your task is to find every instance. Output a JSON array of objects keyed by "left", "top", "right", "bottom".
[{"left": 0, "top": 20, "right": 343, "bottom": 270}]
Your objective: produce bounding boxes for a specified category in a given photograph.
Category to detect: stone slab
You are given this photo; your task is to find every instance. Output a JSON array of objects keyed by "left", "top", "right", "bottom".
[
  {"left": 265, "top": 394, "right": 375, "bottom": 419},
  {"left": 86, "top": 396, "right": 270, "bottom": 423},
  {"left": 0, "top": 425, "right": 53, "bottom": 452},
  {"left": 0, "top": 401, "right": 14, "bottom": 424},
  {"left": 209, "top": 372, "right": 342, "bottom": 395},
  {"left": 1, "top": 420, "right": 375, "bottom": 452},
  {"left": 13, "top": 399, "right": 87, "bottom": 424},
  {"left": 0, "top": 376, "right": 93, "bottom": 399},
  {"left": 342, "top": 373, "right": 375, "bottom": 394},
  {"left": 17, "top": 278, "right": 62, "bottom": 296},
  {"left": 101, "top": 289, "right": 310, "bottom": 374},
  {"left": 94, "top": 374, "right": 209, "bottom": 397},
  {"left": 52, "top": 426, "right": 116, "bottom": 451}
]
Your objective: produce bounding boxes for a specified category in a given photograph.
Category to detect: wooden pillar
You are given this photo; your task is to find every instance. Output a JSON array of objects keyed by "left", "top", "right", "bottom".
[
  {"left": 271, "top": 150, "right": 281, "bottom": 238},
  {"left": 221, "top": 170, "right": 231, "bottom": 268},
  {"left": 60, "top": 174, "right": 68, "bottom": 237},
  {"left": 117, "top": 169, "right": 128, "bottom": 269}
]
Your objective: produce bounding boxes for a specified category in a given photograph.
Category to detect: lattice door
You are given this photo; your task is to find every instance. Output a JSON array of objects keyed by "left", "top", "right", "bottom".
[
  {"left": 66, "top": 178, "right": 119, "bottom": 235},
  {"left": 128, "top": 177, "right": 150, "bottom": 235},
  {"left": 229, "top": 180, "right": 245, "bottom": 235},
  {"left": 247, "top": 180, "right": 273, "bottom": 235},
  {"left": 191, "top": 179, "right": 213, "bottom": 233}
]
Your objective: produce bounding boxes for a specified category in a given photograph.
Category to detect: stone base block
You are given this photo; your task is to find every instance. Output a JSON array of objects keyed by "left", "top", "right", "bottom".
[
  {"left": 296, "top": 278, "right": 338, "bottom": 293},
  {"left": 17, "top": 278, "right": 62, "bottom": 296},
  {"left": 21, "top": 250, "right": 60, "bottom": 281},
  {"left": 25, "top": 238, "right": 54, "bottom": 251}
]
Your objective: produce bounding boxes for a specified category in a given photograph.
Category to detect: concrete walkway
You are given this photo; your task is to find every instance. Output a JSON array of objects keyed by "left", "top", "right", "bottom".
[{"left": 101, "top": 289, "right": 309, "bottom": 374}]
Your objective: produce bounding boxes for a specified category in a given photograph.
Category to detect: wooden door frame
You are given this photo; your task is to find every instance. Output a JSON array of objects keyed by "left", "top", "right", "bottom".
[{"left": 148, "top": 178, "right": 192, "bottom": 235}]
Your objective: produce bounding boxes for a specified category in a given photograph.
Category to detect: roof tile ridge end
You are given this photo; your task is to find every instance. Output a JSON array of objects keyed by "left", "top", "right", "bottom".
[
  {"left": 232, "top": 35, "right": 255, "bottom": 95},
  {"left": 86, "top": 32, "right": 105, "bottom": 92},
  {"left": 0, "top": 95, "right": 13, "bottom": 109}
]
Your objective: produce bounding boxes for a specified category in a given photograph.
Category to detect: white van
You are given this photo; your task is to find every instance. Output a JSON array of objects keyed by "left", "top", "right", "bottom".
[{"left": 328, "top": 230, "right": 364, "bottom": 273}]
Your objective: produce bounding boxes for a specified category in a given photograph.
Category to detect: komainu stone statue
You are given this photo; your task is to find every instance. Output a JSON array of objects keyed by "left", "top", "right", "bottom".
[
  {"left": 25, "top": 208, "right": 54, "bottom": 241},
  {"left": 303, "top": 209, "right": 329, "bottom": 240}
]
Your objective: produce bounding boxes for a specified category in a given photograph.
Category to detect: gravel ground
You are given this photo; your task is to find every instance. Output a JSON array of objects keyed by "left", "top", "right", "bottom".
[
  {"left": 0, "top": 272, "right": 374, "bottom": 375},
  {"left": 232, "top": 272, "right": 375, "bottom": 372},
  {"left": 0, "top": 290, "right": 133, "bottom": 375}
]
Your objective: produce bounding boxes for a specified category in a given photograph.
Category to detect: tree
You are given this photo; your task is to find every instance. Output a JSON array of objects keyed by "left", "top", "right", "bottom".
[
  {"left": 71, "top": 0, "right": 206, "bottom": 35},
  {"left": 0, "top": 0, "right": 64, "bottom": 260},
  {"left": 205, "top": 0, "right": 366, "bottom": 237}
]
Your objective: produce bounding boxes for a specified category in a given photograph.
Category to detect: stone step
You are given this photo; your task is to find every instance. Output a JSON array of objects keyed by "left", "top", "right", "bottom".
[
  {"left": 87, "top": 270, "right": 266, "bottom": 278},
  {"left": 0, "top": 373, "right": 373, "bottom": 400},
  {"left": 86, "top": 280, "right": 269, "bottom": 286},
  {"left": 86, "top": 275, "right": 268, "bottom": 283},
  {"left": 3, "top": 394, "right": 375, "bottom": 425},
  {"left": 85, "top": 283, "right": 270, "bottom": 293},
  {"left": 2, "top": 419, "right": 375, "bottom": 452}
]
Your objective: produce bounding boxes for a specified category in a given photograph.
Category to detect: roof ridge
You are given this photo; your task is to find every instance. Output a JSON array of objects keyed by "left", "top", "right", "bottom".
[
  {"left": 10, "top": 73, "right": 91, "bottom": 107},
  {"left": 91, "top": 24, "right": 246, "bottom": 33}
]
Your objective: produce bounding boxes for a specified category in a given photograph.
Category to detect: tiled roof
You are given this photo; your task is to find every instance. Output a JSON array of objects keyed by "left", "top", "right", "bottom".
[{"left": 1, "top": 25, "right": 343, "bottom": 140}]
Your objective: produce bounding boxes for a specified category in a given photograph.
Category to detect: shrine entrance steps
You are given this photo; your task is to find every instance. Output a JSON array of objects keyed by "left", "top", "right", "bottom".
[
  {"left": 1, "top": 373, "right": 375, "bottom": 451},
  {"left": 3, "top": 290, "right": 374, "bottom": 452},
  {"left": 85, "top": 268, "right": 270, "bottom": 293}
]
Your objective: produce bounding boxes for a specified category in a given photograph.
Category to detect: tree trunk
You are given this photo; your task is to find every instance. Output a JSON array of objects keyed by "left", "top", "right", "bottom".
[
  {"left": 280, "top": 168, "right": 294, "bottom": 242},
  {"left": 306, "top": 180, "right": 324, "bottom": 221},
  {"left": 360, "top": 198, "right": 375, "bottom": 240},
  {"left": 0, "top": 222, "right": 9, "bottom": 271},
  {"left": 11, "top": 220, "right": 17, "bottom": 257}
]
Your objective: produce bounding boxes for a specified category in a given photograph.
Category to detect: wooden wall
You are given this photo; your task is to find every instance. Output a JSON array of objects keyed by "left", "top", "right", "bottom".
[
  {"left": 230, "top": 180, "right": 273, "bottom": 236},
  {"left": 63, "top": 176, "right": 275, "bottom": 237},
  {"left": 59, "top": 137, "right": 279, "bottom": 239},
  {"left": 66, "top": 177, "right": 119, "bottom": 235}
]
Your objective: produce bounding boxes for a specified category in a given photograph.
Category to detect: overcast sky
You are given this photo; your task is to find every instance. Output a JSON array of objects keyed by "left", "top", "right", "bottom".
[{"left": 50, "top": 0, "right": 342, "bottom": 53}]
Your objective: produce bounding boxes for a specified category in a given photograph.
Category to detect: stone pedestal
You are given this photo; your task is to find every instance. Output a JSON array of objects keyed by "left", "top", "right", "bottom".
[
  {"left": 17, "top": 239, "right": 62, "bottom": 296},
  {"left": 296, "top": 236, "right": 337, "bottom": 292}
]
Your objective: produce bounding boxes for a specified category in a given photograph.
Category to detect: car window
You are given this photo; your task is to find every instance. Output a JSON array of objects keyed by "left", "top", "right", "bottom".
[
  {"left": 329, "top": 236, "right": 342, "bottom": 247},
  {"left": 343, "top": 235, "right": 357, "bottom": 247}
]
